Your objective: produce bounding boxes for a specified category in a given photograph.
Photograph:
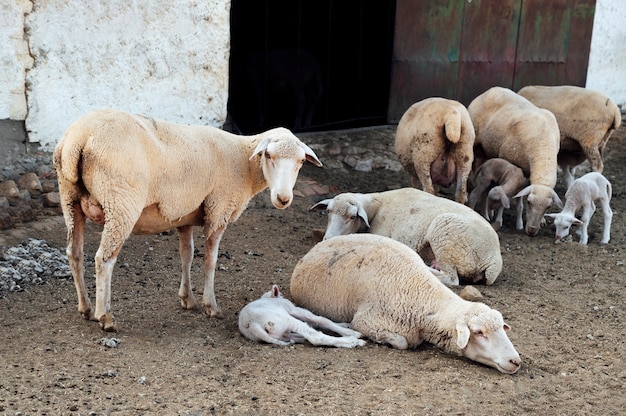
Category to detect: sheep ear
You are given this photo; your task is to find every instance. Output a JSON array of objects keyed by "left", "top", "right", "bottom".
[
  {"left": 300, "top": 142, "right": 323, "bottom": 167},
  {"left": 513, "top": 185, "right": 531, "bottom": 199},
  {"left": 456, "top": 323, "right": 471, "bottom": 349},
  {"left": 309, "top": 199, "right": 332, "bottom": 211},
  {"left": 250, "top": 137, "right": 271, "bottom": 160},
  {"left": 544, "top": 213, "right": 557, "bottom": 219},
  {"left": 271, "top": 284, "right": 281, "bottom": 298},
  {"left": 551, "top": 189, "right": 564, "bottom": 209},
  {"left": 500, "top": 193, "right": 511, "bottom": 209},
  {"left": 357, "top": 205, "right": 371, "bottom": 228},
  {"left": 504, "top": 323, "right": 511, "bottom": 332},
  {"left": 572, "top": 218, "right": 583, "bottom": 225}
]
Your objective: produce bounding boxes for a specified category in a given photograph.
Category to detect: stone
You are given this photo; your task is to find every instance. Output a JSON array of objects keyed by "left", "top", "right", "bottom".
[
  {"left": 42, "top": 192, "right": 61, "bottom": 208},
  {"left": 459, "top": 285, "right": 484, "bottom": 301},
  {"left": 0, "top": 180, "right": 20, "bottom": 199},
  {"left": 17, "top": 172, "right": 42, "bottom": 196}
]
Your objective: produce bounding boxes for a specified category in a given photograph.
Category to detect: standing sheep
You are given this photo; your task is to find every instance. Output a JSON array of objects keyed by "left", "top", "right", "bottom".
[
  {"left": 468, "top": 158, "right": 528, "bottom": 230},
  {"left": 53, "top": 109, "right": 322, "bottom": 332},
  {"left": 238, "top": 285, "right": 366, "bottom": 348},
  {"left": 395, "top": 97, "right": 476, "bottom": 204},
  {"left": 309, "top": 188, "right": 502, "bottom": 286},
  {"left": 468, "top": 86, "right": 563, "bottom": 236},
  {"left": 290, "top": 234, "right": 522, "bottom": 374},
  {"left": 518, "top": 85, "right": 622, "bottom": 188},
  {"left": 545, "top": 172, "right": 613, "bottom": 245}
]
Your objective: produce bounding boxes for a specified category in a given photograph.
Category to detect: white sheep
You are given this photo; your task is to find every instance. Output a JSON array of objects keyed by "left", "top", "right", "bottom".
[
  {"left": 53, "top": 109, "right": 322, "bottom": 331},
  {"left": 238, "top": 284, "right": 366, "bottom": 348},
  {"left": 468, "top": 158, "right": 528, "bottom": 230},
  {"left": 309, "top": 187, "right": 502, "bottom": 286},
  {"left": 545, "top": 172, "right": 613, "bottom": 245},
  {"left": 468, "top": 86, "right": 563, "bottom": 236},
  {"left": 395, "top": 97, "right": 476, "bottom": 204},
  {"left": 290, "top": 234, "right": 522, "bottom": 374},
  {"left": 518, "top": 85, "right": 622, "bottom": 188}
]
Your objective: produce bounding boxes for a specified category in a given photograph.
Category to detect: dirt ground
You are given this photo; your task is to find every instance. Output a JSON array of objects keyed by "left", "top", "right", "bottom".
[{"left": 1, "top": 121, "right": 625, "bottom": 416}]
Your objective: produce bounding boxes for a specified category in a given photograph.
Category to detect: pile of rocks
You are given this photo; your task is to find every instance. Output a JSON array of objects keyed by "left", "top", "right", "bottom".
[
  {"left": 0, "top": 152, "right": 61, "bottom": 230},
  {"left": 0, "top": 238, "right": 72, "bottom": 295}
]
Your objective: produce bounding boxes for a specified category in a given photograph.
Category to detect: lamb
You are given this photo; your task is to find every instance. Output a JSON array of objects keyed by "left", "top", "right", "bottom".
[
  {"left": 468, "top": 158, "right": 528, "bottom": 230},
  {"left": 53, "top": 109, "right": 322, "bottom": 332},
  {"left": 395, "top": 97, "right": 476, "bottom": 204},
  {"left": 238, "top": 284, "right": 366, "bottom": 348},
  {"left": 290, "top": 234, "right": 522, "bottom": 374},
  {"left": 468, "top": 86, "right": 563, "bottom": 236},
  {"left": 545, "top": 172, "right": 613, "bottom": 245},
  {"left": 309, "top": 187, "right": 502, "bottom": 286},
  {"left": 518, "top": 85, "right": 622, "bottom": 188}
]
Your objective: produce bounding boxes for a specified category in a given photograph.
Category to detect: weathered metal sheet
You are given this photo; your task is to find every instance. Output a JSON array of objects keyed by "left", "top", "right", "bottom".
[{"left": 388, "top": 0, "right": 466, "bottom": 123}]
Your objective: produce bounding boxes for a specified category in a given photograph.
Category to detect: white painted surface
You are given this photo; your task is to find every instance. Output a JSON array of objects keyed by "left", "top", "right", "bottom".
[
  {"left": 0, "top": 0, "right": 33, "bottom": 120},
  {"left": 586, "top": 0, "right": 626, "bottom": 108},
  {"left": 24, "top": 0, "right": 231, "bottom": 149}
]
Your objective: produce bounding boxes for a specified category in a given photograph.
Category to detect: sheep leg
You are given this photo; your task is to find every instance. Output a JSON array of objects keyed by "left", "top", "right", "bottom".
[
  {"left": 287, "top": 319, "right": 365, "bottom": 348},
  {"left": 248, "top": 322, "right": 294, "bottom": 346},
  {"left": 599, "top": 197, "right": 612, "bottom": 244},
  {"left": 289, "top": 306, "right": 362, "bottom": 338},
  {"left": 177, "top": 225, "right": 197, "bottom": 309},
  {"left": 582, "top": 142, "right": 604, "bottom": 173},
  {"left": 577, "top": 203, "right": 593, "bottom": 245},
  {"left": 202, "top": 225, "right": 226, "bottom": 318},
  {"left": 515, "top": 198, "right": 524, "bottom": 231},
  {"left": 65, "top": 203, "right": 95, "bottom": 321},
  {"left": 351, "top": 307, "right": 412, "bottom": 350}
]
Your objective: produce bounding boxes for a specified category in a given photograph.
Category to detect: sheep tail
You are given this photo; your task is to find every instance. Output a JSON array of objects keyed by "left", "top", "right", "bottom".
[
  {"left": 444, "top": 110, "right": 462, "bottom": 144},
  {"left": 53, "top": 128, "right": 90, "bottom": 185},
  {"left": 610, "top": 101, "right": 622, "bottom": 130}
]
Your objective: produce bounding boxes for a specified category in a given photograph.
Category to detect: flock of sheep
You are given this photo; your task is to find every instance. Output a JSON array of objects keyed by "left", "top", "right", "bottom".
[{"left": 53, "top": 85, "right": 621, "bottom": 375}]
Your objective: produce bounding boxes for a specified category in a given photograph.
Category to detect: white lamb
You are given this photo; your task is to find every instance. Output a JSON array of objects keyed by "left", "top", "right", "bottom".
[
  {"left": 545, "top": 172, "right": 613, "bottom": 245},
  {"left": 395, "top": 97, "right": 476, "bottom": 204},
  {"left": 468, "top": 158, "right": 528, "bottom": 230},
  {"left": 290, "top": 234, "right": 522, "bottom": 374},
  {"left": 309, "top": 187, "right": 502, "bottom": 286},
  {"left": 53, "top": 109, "right": 322, "bottom": 332},
  {"left": 468, "top": 86, "right": 563, "bottom": 236},
  {"left": 518, "top": 85, "right": 622, "bottom": 188},
  {"left": 238, "top": 285, "right": 366, "bottom": 348}
]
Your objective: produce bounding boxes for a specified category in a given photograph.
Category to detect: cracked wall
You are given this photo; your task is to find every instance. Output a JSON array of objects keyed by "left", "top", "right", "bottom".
[{"left": 2, "top": 0, "right": 230, "bottom": 149}]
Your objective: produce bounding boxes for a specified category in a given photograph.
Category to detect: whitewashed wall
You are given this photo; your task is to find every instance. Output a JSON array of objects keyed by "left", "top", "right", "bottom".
[
  {"left": 22, "top": 0, "right": 230, "bottom": 149},
  {"left": 586, "top": 0, "right": 626, "bottom": 108}
]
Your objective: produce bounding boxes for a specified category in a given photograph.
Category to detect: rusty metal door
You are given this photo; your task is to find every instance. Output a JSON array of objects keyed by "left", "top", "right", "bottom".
[{"left": 388, "top": 0, "right": 596, "bottom": 123}]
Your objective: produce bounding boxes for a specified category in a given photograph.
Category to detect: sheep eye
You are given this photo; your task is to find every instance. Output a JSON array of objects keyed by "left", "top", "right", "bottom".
[
  {"left": 349, "top": 215, "right": 357, "bottom": 220},
  {"left": 473, "top": 330, "right": 486, "bottom": 338}
]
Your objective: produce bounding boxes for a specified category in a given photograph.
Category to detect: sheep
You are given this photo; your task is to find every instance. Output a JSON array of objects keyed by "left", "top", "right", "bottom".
[
  {"left": 238, "top": 284, "right": 366, "bottom": 348},
  {"left": 395, "top": 97, "right": 476, "bottom": 204},
  {"left": 309, "top": 187, "right": 502, "bottom": 286},
  {"left": 290, "top": 234, "right": 522, "bottom": 374},
  {"left": 545, "top": 172, "right": 613, "bottom": 245},
  {"left": 468, "top": 158, "right": 528, "bottom": 230},
  {"left": 518, "top": 85, "right": 622, "bottom": 188},
  {"left": 53, "top": 109, "right": 322, "bottom": 332},
  {"left": 468, "top": 86, "right": 563, "bottom": 236}
]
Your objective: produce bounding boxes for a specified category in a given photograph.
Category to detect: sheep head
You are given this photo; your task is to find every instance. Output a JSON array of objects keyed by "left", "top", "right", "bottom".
[
  {"left": 455, "top": 305, "right": 521, "bottom": 374},
  {"left": 514, "top": 184, "right": 563, "bottom": 236},
  {"left": 251, "top": 130, "right": 322, "bottom": 209},
  {"left": 309, "top": 194, "right": 370, "bottom": 239}
]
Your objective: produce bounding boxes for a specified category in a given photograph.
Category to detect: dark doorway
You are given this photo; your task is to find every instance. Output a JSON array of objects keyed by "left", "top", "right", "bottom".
[{"left": 228, "top": 0, "right": 396, "bottom": 134}]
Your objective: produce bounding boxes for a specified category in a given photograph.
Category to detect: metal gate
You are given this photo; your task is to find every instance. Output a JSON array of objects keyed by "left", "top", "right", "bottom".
[{"left": 388, "top": 0, "right": 596, "bottom": 123}]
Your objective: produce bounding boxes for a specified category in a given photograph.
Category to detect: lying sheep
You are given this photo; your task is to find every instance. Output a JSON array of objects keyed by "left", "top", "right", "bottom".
[
  {"left": 53, "top": 109, "right": 322, "bottom": 331},
  {"left": 395, "top": 97, "right": 476, "bottom": 204},
  {"left": 238, "top": 284, "right": 366, "bottom": 348},
  {"left": 468, "top": 86, "right": 563, "bottom": 236},
  {"left": 290, "top": 234, "right": 522, "bottom": 374},
  {"left": 309, "top": 187, "right": 502, "bottom": 285},
  {"left": 518, "top": 85, "right": 622, "bottom": 188},
  {"left": 468, "top": 158, "right": 528, "bottom": 230},
  {"left": 545, "top": 172, "right": 613, "bottom": 245}
]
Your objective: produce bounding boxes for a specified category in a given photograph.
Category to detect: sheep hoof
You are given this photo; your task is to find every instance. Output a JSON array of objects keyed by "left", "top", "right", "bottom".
[
  {"left": 205, "top": 305, "right": 224, "bottom": 319},
  {"left": 79, "top": 308, "right": 97, "bottom": 322},
  {"left": 98, "top": 313, "right": 118, "bottom": 332},
  {"left": 179, "top": 295, "right": 197, "bottom": 310}
]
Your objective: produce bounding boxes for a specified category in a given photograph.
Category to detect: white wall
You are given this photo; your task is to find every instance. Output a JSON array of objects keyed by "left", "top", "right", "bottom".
[
  {"left": 23, "top": 0, "right": 231, "bottom": 149},
  {"left": 586, "top": 0, "right": 626, "bottom": 108},
  {"left": 0, "top": 0, "right": 33, "bottom": 120}
]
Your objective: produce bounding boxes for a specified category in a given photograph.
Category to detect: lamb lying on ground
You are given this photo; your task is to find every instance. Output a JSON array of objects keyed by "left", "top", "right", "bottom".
[
  {"left": 310, "top": 188, "right": 502, "bottom": 285},
  {"left": 545, "top": 172, "right": 613, "bottom": 245},
  {"left": 395, "top": 97, "right": 476, "bottom": 204},
  {"left": 53, "top": 109, "right": 322, "bottom": 331},
  {"left": 468, "top": 86, "right": 563, "bottom": 236},
  {"left": 518, "top": 85, "right": 622, "bottom": 188},
  {"left": 290, "top": 234, "right": 522, "bottom": 374},
  {"left": 468, "top": 158, "right": 528, "bottom": 230},
  {"left": 238, "top": 285, "right": 366, "bottom": 348}
]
